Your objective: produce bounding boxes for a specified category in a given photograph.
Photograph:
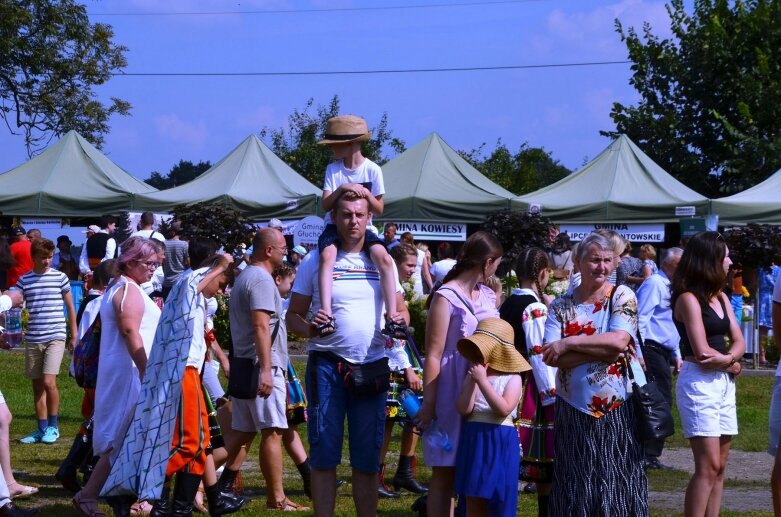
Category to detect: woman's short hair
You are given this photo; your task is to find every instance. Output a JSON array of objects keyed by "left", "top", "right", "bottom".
[
  {"left": 93, "top": 259, "right": 119, "bottom": 289},
  {"left": 575, "top": 232, "right": 613, "bottom": 262},
  {"left": 594, "top": 229, "right": 624, "bottom": 256},
  {"left": 189, "top": 237, "right": 219, "bottom": 270},
  {"left": 30, "top": 238, "right": 55, "bottom": 258},
  {"left": 400, "top": 232, "right": 415, "bottom": 245},
  {"left": 390, "top": 243, "right": 418, "bottom": 265},
  {"left": 640, "top": 244, "right": 657, "bottom": 261},
  {"left": 118, "top": 237, "right": 157, "bottom": 273},
  {"left": 671, "top": 231, "right": 727, "bottom": 308}
]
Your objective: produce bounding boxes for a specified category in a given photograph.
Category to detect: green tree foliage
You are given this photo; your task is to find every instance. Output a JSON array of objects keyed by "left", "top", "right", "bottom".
[
  {"left": 481, "top": 210, "right": 554, "bottom": 275},
  {"left": 607, "top": 0, "right": 781, "bottom": 197},
  {"left": 723, "top": 224, "right": 781, "bottom": 270},
  {"left": 260, "top": 95, "right": 406, "bottom": 187},
  {"left": 0, "top": 0, "right": 130, "bottom": 155},
  {"left": 159, "top": 202, "right": 253, "bottom": 256},
  {"left": 145, "top": 160, "right": 212, "bottom": 189},
  {"left": 113, "top": 211, "right": 132, "bottom": 245},
  {"left": 460, "top": 140, "right": 570, "bottom": 196}
]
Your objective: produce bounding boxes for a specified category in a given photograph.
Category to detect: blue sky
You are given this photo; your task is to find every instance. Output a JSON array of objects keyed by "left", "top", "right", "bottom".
[{"left": 1, "top": 0, "right": 676, "bottom": 182}]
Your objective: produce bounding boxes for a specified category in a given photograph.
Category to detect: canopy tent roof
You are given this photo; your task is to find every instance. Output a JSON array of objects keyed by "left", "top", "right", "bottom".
[
  {"left": 711, "top": 168, "right": 781, "bottom": 225},
  {"left": 514, "top": 135, "right": 711, "bottom": 223},
  {"left": 0, "top": 130, "right": 157, "bottom": 216},
  {"left": 381, "top": 132, "right": 518, "bottom": 223},
  {"left": 135, "top": 135, "right": 321, "bottom": 219}
]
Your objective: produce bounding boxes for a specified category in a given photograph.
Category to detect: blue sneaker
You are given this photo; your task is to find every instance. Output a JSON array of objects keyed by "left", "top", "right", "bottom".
[
  {"left": 18, "top": 429, "right": 44, "bottom": 444},
  {"left": 41, "top": 426, "right": 60, "bottom": 444}
]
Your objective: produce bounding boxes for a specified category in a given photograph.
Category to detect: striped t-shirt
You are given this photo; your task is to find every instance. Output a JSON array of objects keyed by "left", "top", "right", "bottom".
[{"left": 16, "top": 269, "right": 71, "bottom": 343}]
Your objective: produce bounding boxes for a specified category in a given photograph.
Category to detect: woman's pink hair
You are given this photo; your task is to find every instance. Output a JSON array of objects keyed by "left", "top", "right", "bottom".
[{"left": 118, "top": 236, "right": 157, "bottom": 274}]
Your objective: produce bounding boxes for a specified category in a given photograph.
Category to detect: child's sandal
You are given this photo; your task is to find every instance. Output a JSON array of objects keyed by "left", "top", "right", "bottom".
[{"left": 316, "top": 316, "right": 336, "bottom": 337}]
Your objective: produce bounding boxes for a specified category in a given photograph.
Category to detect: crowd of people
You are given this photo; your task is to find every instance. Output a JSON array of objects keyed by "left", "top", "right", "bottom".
[{"left": 0, "top": 113, "right": 772, "bottom": 517}]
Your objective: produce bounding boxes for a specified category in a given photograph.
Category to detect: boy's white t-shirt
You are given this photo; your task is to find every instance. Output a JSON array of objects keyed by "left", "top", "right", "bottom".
[{"left": 323, "top": 158, "right": 385, "bottom": 225}]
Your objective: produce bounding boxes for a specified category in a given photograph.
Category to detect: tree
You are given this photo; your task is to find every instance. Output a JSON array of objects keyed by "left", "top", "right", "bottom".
[
  {"left": 606, "top": 0, "right": 781, "bottom": 197},
  {"left": 0, "top": 0, "right": 130, "bottom": 155},
  {"left": 460, "top": 140, "right": 571, "bottom": 195},
  {"left": 481, "top": 210, "right": 554, "bottom": 276},
  {"left": 723, "top": 224, "right": 781, "bottom": 270},
  {"left": 158, "top": 202, "right": 253, "bottom": 256},
  {"left": 145, "top": 160, "right": 212, "bottom": 189},
  {"left": 260, "top": 95, "right": 406, "bottom": 187}
]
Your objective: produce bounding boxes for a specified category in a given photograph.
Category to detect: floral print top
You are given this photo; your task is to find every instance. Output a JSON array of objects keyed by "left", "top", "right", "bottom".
[{"left": 544, "top": 284, "right": 640, "bottom": 418}]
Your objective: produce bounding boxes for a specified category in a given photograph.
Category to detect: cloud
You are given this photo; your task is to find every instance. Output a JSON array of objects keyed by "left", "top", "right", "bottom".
[
  {"left": 540, "top": 0, "right": 671, "bottom": 59},
  {"left": 154, "top": 114, "right": 208, "bottom": 146},
  {"left": 237, "top": 105, "right": 278, "bottom": 130}
]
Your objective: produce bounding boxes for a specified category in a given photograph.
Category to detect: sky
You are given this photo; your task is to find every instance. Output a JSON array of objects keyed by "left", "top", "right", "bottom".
[{"left": 0, "top": 0, "right": 678, "bottom": 182}]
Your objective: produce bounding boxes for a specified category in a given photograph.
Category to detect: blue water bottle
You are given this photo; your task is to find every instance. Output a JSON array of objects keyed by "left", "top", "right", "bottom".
[
  {"left": 5, "top": 308, "right": 22, "bottom": 349},
  {"left": 399, "top": 389, "right": 453, "bottom": 452}
]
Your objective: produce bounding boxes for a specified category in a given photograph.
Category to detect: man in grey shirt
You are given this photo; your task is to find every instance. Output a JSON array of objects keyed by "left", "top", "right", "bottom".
[
  {"left": 219, "top": 228, "right": 307, "bottom": 511},
  {"left": 161, "top": 221, "right": 189, "bottom": 300}
]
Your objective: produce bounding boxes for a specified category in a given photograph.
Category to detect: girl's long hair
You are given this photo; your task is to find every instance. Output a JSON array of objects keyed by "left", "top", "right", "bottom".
[
  {"left": 515, "top": 247, "right": 550, "bottom": 298},
  {"left": 671, "top": 231, "right": 727, "bottom": 309}
]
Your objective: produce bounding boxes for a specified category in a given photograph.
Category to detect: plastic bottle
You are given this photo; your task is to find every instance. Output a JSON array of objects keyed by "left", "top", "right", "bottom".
[
  {"left": 399, "top": 389, "right": 453, "bottom": 452},
  {"left": 5, "top": 307, "right": 22, "bottom": 349}
]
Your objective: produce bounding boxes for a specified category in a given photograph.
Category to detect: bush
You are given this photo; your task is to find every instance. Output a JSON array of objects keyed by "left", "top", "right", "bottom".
[
  {"left": 481, "top": 210, "right": 554, "bottom": 276},
  {"left": 159, "top": 202, "right": 254, "bottom": 254}
]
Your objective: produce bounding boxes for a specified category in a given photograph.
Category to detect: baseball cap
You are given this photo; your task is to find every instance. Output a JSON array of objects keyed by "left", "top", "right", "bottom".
[
  {"left": 12, "top": 227, "right": 26, "bottom": 236},
  {"left": 291, "top": 245, "right": 308, "bottom": 257}
]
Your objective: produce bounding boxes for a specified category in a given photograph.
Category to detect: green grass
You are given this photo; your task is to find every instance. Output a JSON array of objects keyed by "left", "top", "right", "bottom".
[{"left": 0, "top": 352, "right": 775, "bottom": 515}]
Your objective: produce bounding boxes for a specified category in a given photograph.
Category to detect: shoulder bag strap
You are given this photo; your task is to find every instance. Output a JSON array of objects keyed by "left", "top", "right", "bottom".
[{"left": 437, "top": 286, "right": 477, "bottom": 318}]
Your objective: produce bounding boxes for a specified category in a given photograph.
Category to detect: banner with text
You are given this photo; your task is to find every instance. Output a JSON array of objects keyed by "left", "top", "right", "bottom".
[
  {"left": 393, "top": 221, "right": 467, "bottom": 242},
  {"left": 560, "top": 223, "right": 665, "bottom": 243}
]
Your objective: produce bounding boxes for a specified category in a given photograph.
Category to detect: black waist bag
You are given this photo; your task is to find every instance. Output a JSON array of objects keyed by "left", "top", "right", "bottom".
[
  {"left": 343, "top": 356, "right": 391, "bottom": 397},
  {"left": 227, "top": 321, "right": 279, "bottom": 399}
]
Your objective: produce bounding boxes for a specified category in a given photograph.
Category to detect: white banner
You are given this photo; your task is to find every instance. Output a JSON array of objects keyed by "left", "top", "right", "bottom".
[
  {"left": 392, "top": 221, "right": 467, "bottom": 242},
  {"left": 560, "top": 223, "right": 665, "bottom": 243},
  {"left": 292, "top": 216, "right": 324, "bottom": 249}
]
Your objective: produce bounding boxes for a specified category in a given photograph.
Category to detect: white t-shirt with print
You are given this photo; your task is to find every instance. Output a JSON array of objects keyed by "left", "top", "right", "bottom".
[
  {"left": 293, "top": 248, "right": 401, "bottom": 363},
  {"left": 323, "top": 159, "right": 385, "bottom": 225}
]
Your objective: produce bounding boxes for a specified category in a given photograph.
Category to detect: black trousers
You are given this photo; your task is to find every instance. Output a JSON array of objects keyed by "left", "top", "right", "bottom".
[{"left": 643, "top": 340, "right": 675, "bottom": 459}]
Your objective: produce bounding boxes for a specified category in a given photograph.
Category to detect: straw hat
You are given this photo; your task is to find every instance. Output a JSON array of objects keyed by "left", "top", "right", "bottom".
[
  {"left": 457, "top": 318, "right": 531, "bottom": 374},
  {"left": 317, "top": 115, "right": 372, "bottom": 144}
]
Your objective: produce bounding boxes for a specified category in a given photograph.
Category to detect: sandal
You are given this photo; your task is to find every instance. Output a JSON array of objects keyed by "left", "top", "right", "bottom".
[
  {"left": 382, "top": 319, "right": 408, "bottom": 340},
  {"left": 316, "top": 316, "right": 336, "bottom": 337},
  {"left": 8, "top": 483, "right": 38, "bottom": 499},
  {"left": 73, "top": 491, "right": 107, "bottom": 517},
  {"left": 266, "top": 498, "right": 310, "bottom": 511}
]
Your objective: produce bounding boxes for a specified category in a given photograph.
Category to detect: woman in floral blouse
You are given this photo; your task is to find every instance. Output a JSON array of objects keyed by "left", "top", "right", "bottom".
[{"left": 542, "top": 232, "right": 648, "bottom": 517}]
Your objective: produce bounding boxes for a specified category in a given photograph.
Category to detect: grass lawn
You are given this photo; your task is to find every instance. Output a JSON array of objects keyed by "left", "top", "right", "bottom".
[{"left": 0, "top": 351, "right": 774, "bottom": 516}]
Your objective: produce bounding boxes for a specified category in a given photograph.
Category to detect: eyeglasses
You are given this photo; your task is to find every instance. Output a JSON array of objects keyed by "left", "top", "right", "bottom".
[
  {"left": 272, "top": 246, "right": 288, "bottom": 254},
  {"left": 136, "top": 260, "right": 160, "bottom": 269}
]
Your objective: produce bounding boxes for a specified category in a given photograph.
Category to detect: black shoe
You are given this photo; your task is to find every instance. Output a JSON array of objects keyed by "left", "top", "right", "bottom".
[
  {"left": 204, "top": 483, "right": 246, "bottom": 516},
  {"left": 378, "top": 464, "right": 400, "bottom": 499},
  {"left": 172, "top": 472, "right": 202, "bottom": 517},
  {"left": 56, "top": 433, "right": 92, "bottom": 493},
  {"left": 392, "top": 455, "right": 428, "bottom": 494},
  {"left": 523, "top": 482, "right": 537, "bottom": 494},
  {"left": 0, "top": 501, "right": 38, "bottom": 517},
  {"left": 150, "top": 483, "right": 172, "bottom": 517},
  {"left": 644, "top": 457, "right": 673, "bottom": 470},
  {"left": 411, "top": 494, "right": 427, "bottom": 516}
]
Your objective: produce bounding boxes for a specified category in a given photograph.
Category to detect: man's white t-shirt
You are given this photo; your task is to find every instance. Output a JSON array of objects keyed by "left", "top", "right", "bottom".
[
  {"left": 293, "top": 248, "right": 401, "bottom": 363},
  {"left": 322, "top": 159, "right": 385, "bottom": 225},
  {"left": 430, "top": 258, "right": 457, "bottom": 284}
]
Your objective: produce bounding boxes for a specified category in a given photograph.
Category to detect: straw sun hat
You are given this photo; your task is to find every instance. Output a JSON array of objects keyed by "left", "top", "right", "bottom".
[
  {"left": 317, "top": 115, "right": 372, "bottom": 145},
  {"left": 457, "top": 318, "right": 531, "bottom": 374}
]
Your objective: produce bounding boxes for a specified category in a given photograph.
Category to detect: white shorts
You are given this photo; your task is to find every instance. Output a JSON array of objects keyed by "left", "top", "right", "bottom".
[
  {"left": 231, "top": 366, "right": 288, "bottom": 432},
  {"left": 768, "top": 377, "right": 781, "bottom": 456},
  {"left": 675, "top": 361, "right": 738, "bottom": 438}
]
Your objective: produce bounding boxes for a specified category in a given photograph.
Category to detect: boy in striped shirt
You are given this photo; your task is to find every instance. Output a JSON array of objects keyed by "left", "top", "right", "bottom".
[{"left": 16, "top": 238, "right": 78, "bottom": 444}]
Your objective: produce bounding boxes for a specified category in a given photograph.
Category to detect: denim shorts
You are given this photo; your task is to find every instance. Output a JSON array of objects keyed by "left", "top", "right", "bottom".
[
  {"left": 768, "top": 377, "right": 781, "bottom": 456},
  {"left": 675, "top": 361, "right": 737, "bottom": 438},
  {"left": 305, "top": 352, "right": 386, "bottom": 473}
]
